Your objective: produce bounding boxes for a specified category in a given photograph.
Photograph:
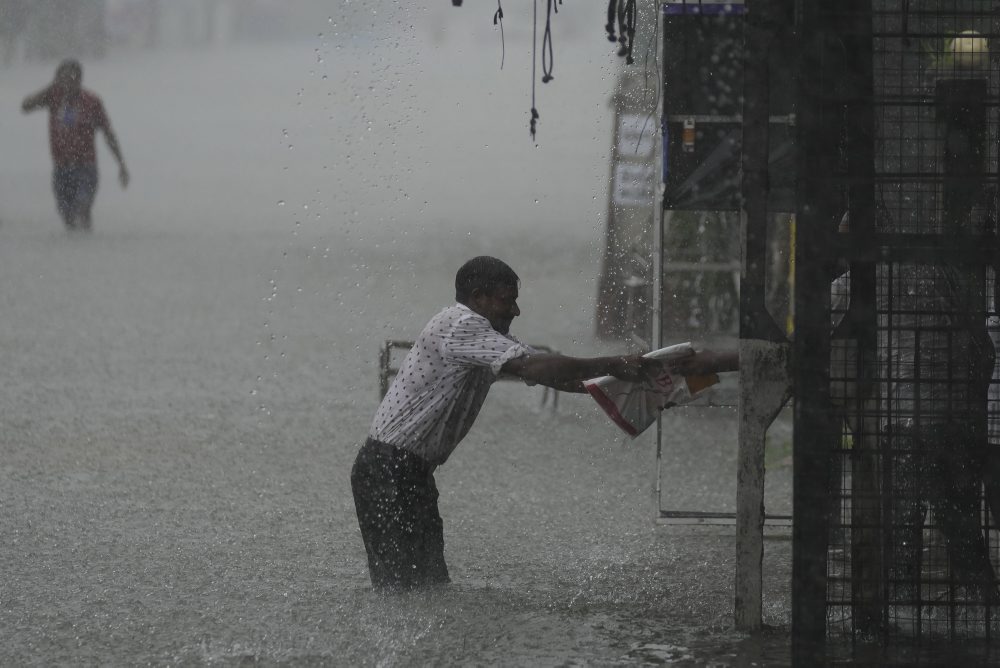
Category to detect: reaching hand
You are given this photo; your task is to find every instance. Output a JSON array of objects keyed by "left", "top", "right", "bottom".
[
  {"left": 119, "top": 165, "right": 130, "bottom": 188},
  {"left": 668, "top": 349, "right": 738, "bottom": 376},
  {"left": 610, "top": 355, "right": 666, "bottom": 383}
]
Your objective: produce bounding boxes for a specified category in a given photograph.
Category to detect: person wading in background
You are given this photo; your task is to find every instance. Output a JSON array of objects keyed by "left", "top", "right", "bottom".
[{"left": 22, "top": 58, "right": 129, "bottom": 230}]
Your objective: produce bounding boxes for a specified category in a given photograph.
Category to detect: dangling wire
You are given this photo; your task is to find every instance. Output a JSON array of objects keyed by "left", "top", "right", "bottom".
[
  {"left": 530, "top": 0, "right": 539, "bottom": 140},
  {"left": 624, "top": 0, "right": 636, "bottom": 65},
  {"left": 605, "top": 0, "right": 617, "bottom": 43},
  {"left": 605, "top": 0, "right": 637, "bottom": 64},
  {"left": 641, "top": 1, "right": 657, "bottom": 97},
  {"left": 493, "top": 0, "right": 505, "bottom": 69},
  {"left": 541, "top": 0, "right": 560, "bottom": 83},
  {"left": 616, "top": 0, "right": 628, "bottom": 57}
]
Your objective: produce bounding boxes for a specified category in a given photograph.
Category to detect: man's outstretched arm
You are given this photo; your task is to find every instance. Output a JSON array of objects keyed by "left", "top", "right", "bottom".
[
  {"left": 502, "top": 353, "right": 662, "bottom": 392},
  {"left": 21, "top": 88, "right": 50, "bottom": 113}
]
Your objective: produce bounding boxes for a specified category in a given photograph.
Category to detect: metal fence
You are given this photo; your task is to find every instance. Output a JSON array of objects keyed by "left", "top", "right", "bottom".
[{"left": 794, "top": 0, "right": 1000, "bottom": 660}]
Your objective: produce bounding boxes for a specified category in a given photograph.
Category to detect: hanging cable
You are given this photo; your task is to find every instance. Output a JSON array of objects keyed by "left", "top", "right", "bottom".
[
  {"left": 624, "top": 0, "right": 636, "bottom": 65},
  {"left": 605, "top": 0, "right": 617, "bottom": 43},
  {"left": 530, "top": 0, "right": 539, "bottom": 140},
  {"left": 616, "top": 0, "right": 628, "bottom": 57},
  {"left": 641, "top": 0, "right": 657, "bottom": 97},
  {"left": 541, "top": 0, "right": 559, "bottom": 83},
  {"left": 493, "top": 0, "right": 505, "bottom": 69}
]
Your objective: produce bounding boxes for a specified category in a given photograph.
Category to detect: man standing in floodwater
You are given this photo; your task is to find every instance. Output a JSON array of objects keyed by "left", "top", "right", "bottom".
[
  {"left": 21, "top": 58, "right": 129, "bottom": 230},
  {"left": 351, "top": 256, "right": 683, "bottom": 590}
]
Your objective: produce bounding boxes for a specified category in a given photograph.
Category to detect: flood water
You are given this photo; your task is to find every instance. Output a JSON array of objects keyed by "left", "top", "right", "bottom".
[{"left": 0, "top": 5, "right": 794, "bottom": 665}]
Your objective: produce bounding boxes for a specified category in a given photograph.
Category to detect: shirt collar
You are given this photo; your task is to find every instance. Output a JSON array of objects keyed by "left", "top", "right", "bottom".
[
  {"left": 453, "top": 302, "right": 513, "bottom": 338},
  {"left": 455, "top": 302, "right": 498, "bottom": 329}
]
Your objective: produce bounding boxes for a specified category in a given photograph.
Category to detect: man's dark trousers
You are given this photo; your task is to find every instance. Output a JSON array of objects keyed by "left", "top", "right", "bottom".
[{"left": 351, "top": 438, "right": 450, "bottom": 590}]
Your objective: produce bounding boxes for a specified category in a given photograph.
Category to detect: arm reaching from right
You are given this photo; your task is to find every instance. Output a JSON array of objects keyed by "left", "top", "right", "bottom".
[
  {"left": 502, "top": 353, "right": 664, "bottom": 392},
  {"left": 667, "top": 349, "right": 739, "bottom": 376}
]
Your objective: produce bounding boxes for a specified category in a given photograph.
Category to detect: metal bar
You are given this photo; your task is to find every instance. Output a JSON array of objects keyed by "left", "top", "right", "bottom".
[
  {"left": 734, "top": 0, "right": 792, "bottom": 635},
  {"left": 657, "top": 510, "right": 793, "bottom": 526},
  {"left": 792, "top": 0, "right": 843, "bottom": 658},
  {"left": 653, "top": 125, "right": 666, "bottom": 508},
  {"left": 665, "top": 113, "right": 797, "bottom": 124},
  {"left": 844, "top": 0, "right": 881, "bottom": 633},
  {"left": 872, "top": 31, "right": 998, "bottom": 39},
  {"left": 848, "top": 173, "right": 1000, "bottom": 181},
  {"left": 871, "top": 9, "right": 1000, "bottom": 18},
  {"left": 596, "top": 88, "right": 627, "bottom": 339},
  {"left": 829, "top": 234, "right": 1000, "bottom": 263},
  {"left": 663, "top": 261, "right": 741, "bottom": 272}
]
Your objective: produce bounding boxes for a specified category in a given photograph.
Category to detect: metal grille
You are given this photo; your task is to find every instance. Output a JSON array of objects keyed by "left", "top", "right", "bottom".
[{"left": 821, "top": 0, "right": 1000, "bottom": 649}]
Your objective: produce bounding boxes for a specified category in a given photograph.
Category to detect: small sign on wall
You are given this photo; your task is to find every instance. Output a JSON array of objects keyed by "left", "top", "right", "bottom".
[
  {"left": 613, "top": 161, "right": 656, "bottom": 208},
  {"left": 617, "top": 113, "right": 656, "bottom": 158}
]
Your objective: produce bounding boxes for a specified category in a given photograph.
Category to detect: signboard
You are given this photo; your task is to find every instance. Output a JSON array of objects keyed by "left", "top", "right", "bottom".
[
  {"left": 612, "top": 113, "right": 657, "bottom": 208},
  {"left": 596, "top": 71, "right": 659, "bottom": 340}
]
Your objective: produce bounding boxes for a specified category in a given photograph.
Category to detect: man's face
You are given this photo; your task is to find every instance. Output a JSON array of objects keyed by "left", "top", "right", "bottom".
[
  {"left": 54, "top": 68, "right": 81, "bottom": 96},
  {"left": 471, "top": 284, "right": 520, "bottom": 334}
]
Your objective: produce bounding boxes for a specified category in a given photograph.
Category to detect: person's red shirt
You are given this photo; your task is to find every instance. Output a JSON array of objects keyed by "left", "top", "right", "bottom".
[{"left": 41, "top": 89, "right": 108, "bottom": 167}]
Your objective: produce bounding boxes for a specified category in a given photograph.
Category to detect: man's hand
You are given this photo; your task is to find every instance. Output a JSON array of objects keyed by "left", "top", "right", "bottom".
[
  {"left": 609, "top": 355, "right": 666, "bottom": 383},
  {"left": 119, "top": 165, "right": 130, "bottom": 188},
  {"left": 21, "top": 86, "right": 52, "bottom": 113},
  {"left": 668, "top": 349, "right": 738, "bottom": 376}
]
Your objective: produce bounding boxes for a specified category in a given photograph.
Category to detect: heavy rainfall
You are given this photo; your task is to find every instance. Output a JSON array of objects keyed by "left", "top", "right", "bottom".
[{"left": 0, "top": 1, "right": 798, "bottom": 665}]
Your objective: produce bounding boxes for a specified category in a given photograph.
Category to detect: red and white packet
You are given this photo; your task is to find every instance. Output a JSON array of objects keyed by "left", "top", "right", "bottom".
[{"left": 583, "top": 342, "right": 719, "bottom": 438}]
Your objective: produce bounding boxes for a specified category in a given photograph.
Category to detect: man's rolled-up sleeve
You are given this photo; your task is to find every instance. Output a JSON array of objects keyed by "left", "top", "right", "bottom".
[{"left": 442, "top": 314, "right": 531, "bottom": 376}]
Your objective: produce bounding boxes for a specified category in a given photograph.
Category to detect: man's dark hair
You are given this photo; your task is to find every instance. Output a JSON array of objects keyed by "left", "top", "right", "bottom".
[
  {"left": 455, "top": 256, "right": 519, "bottom": 303},
  {"left": 56, "top": 59, "right": 82, "bottom": 80}
]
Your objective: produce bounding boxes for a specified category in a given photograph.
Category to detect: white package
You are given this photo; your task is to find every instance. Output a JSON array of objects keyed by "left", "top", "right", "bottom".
[{"left": 584, "top": 342, "right": 719, "bottom": 438}]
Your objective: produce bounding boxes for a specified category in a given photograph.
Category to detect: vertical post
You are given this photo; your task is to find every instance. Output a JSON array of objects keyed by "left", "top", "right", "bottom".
[
  {"left": 653, "top": 110, "right": 667, "bottom": 499},
  {"left": 937, "top": 79, "right": 987, "bottom": 236},
  {"left": 734, "top": 0, "right": 792, "bottom": 632},
  {"left": 596, "top": 89, "right": 627, "bottom": 340},
  {"left": 936, "top": 78, "right": 992, "bottom": 601},
  {"left": 841, "top": 0, "right": 881, "bottom": 634},
  {"left": 793, "top": 0, "right": 843, "bottom": 660}
]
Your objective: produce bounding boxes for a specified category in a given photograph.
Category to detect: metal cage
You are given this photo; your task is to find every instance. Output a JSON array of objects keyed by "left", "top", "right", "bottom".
[{"left": 794, "top": 0, "right": 1000, "bottom": 661}]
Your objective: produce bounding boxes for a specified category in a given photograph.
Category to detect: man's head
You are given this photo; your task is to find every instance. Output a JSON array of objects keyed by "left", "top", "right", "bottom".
[
  {"left": 53, "top": 59, "right": 83, "bottom": 96},
  {"left": 455, "top": 256, "right": 520, "bottom": 334}
]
